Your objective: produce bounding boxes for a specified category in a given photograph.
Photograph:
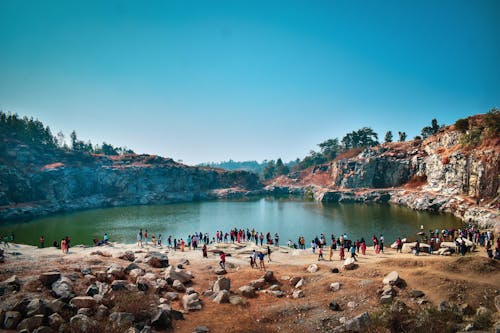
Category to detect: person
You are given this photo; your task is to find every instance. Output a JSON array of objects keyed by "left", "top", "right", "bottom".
[
  {"left": 486, "top": 240, "right": 493, "bottom": 259},
  {"left": 311, "top": 240, "right": 316, "bottom": 254},
  {"left": 39, "top": 236, "right": 45, "bottom": 248},
  {"left": 158, "top": 234, "right": 162, "bottom": 247},
  {"left": 181, "top": 239, "right": 185, "bottom": 252},
  {"left": 379, "top": 235, "right": 384, "bottom": 253},
  {"left": 267, "top": 246, "right": 272, "bottom": 262},
  {"left": 202, "top": 244, "right": 208, "bottom": 258},
  {"left": 103, "top": 233, "right": 109, "bottom": 244},
  {"left": 219, "top": 251, "right": 226, "bottom": 270},
  {"left": 259, "top": 233, "right": 264, "bottom": 246},
  {"left": 61, "top": 238, "right": 67, "bottom": 254},
  {"left": 251, "top": 250, "right": 258, "bottom": 269},
  {"left": 137, "top": 230, "right": 143, "bottom": 247},
  {"left": 52, "top": 240, "right": 59, "bottom": 248},
  {"left": 144, "top": 229, "right": 148, "bottom": 245},
  {"left": 65, "top": 236, "right": 71, "bottom": 251},
  {"left": 361, "top": 241, "right": 367, "bottom": 255},
  {"left": 274, "top": 233, "right": 279, "bottom": 247},
  {"left": 329, "top": 244, "right": 334, "bottom": 261},
  {"left": 350, "top": 244, "right": 357, "bottom": 261},
  {"left": 339, "top": 246, "right": 345, "bottom": 261},
  {"left": 396, "top": 237, "right": 403, "bottom": 253},
  {"left": 318, "top": 246, "right": 324, "bottom": 261},
  {"left": 151, "top": 234, "right": 157, "bottom": 247},
  {"left": 258, "top": 251, "right": 266, "bottom": 270},
  {"left": 415, "top": 240, "right": 420, "bottom": 256}
]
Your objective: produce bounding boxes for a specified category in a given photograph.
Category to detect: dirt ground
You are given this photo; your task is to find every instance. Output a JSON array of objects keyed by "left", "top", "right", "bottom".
[{"left": 0, "top": 242, "right": 499, "bottom": 333}]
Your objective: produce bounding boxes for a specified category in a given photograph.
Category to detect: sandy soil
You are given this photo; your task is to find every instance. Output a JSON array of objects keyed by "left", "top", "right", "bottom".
[{"left": 0, "top": 241, "right": 499, "bottom": 333}]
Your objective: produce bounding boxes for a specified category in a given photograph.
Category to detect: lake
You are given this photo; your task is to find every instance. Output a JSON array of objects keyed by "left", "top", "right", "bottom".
[{"left": 0, "top": 198, "right": 462, "bottom": 246}]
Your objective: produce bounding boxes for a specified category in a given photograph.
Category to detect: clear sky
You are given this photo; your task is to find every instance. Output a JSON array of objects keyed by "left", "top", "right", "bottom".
[{"left": 1, "top": 0, "right": 499, "bottom": 165}]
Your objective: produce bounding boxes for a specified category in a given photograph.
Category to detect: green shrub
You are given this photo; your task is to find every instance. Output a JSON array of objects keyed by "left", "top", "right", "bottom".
[{"left": 454, "top": 118, "right": 469, "bottom": 132}]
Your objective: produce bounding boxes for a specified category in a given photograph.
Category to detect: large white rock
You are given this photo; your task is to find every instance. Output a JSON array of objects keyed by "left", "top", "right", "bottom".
[
  {"left": 382, "top": 271, "right": 399, "bottom": 285},
  {"left": 342, "top": 258, "right": 356, "bottom": 270}
]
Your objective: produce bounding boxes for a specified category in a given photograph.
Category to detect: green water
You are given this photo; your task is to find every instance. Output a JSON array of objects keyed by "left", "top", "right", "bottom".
[{"left": 0, "top": 198, "right": 461, "bottom": 246}]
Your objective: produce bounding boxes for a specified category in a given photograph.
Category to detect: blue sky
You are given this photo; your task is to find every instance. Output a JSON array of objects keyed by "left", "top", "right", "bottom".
[{"left": 1, "top": 0, "right": 499, "bottom": 164}]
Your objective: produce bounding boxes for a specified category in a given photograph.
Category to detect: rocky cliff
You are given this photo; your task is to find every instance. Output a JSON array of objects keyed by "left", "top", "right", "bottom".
[
  {"left": 270, "top": 117, "right": 500, "bottom": 230},
  {"left": 0, "top": 138, "right": 262, "bottom": 221}
]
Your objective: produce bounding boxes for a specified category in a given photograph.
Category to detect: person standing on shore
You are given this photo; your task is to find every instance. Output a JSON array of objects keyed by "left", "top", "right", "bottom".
[
  {"left": 219, "top": 251, "right": 226, "bottom": 270},
  {"left": 274, "top": 233, "right": 279, "bottom": 247},
  {"left": 144, "top": 229, "right": 148, "bottom": 245},
  {"left": 361, "top": 240, "right": 367, "bottom": 255},
  {"left": 258, "top": 251, "right": 266, "bottom": 270},
  {"left": 379, "top": 235, "right": 385, "bottom": 254},
  {"left": 61, "top": 238, "right": 67, "bottom": 254},
  {"left": 329, "top": 243, "right": 334, "bottom": 261},
  {"left": 318, "top": 246, "right": 324, "bottom": 261},
  {"left": 267, "top": 246, "right": 272, "bottom": 262},
  {"left": 339, "top": 246, "right": 345, "bottom": 261},
  {"left": 39, "top": 236, "right": 45, "bottom": 248},
  {"left": 137, "top": 229, "right": 143, "bottom": 247},
  {"left": 202, "top": 244, "right": 208, "bottom": 258},
  {"left": 396, "top": 237, "right": 403, "bottom": 253}
]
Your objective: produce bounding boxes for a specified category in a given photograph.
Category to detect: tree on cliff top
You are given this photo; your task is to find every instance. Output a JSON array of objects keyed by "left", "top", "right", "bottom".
[
  {"left": 384, "top": 131, "right": 393, "bottom": 143},
  {"left": 341, "top": 127, "right": 379, "bottom": 149},
  {"left": 398, "top": 131, "right": 407, "bottom": 142},
  {"left": 0, "top": 111, "right": 57, "bottom": 149},
  {"left": 421, "top": 118, "right": 442, "bottom": 139},
  {"left": 318, "top": 138, "right": 340, "bottom": 160}
]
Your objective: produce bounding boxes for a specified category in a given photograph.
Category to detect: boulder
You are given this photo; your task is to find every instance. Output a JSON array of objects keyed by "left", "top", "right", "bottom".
[
  {"left": 145, "top": 252, "right": 169, "bottom": 268},
  {"left": 107, "top": 264, "right": 126, "bottom": 280},
  {"left": 229, "top": 296, "right": 246, "bottom": 305},
  {"left": 77, "top": 308, "right": 94, "bottom": 316},
  {"left": 344, "top": 312, "right": 371, "bottom": 331},
  {"left": 4, "top": 275, "right": 21, "bottom": 291},
  {"left": 95, "top": 305, "right": 109, "bottom": 319},
  {"left": 268, "top": 284, "right": 280, "bottom": 291},
  {"left": 51, "top": 277, "right": 75, "bottom": 300},
  {"left": 17, "top": 315, "right": 45, "bottom": 332},
  {"left": 3, "top": 311, "right": 22, "bottom": 330},
  {"left": 47, "top": 299, "right": 75, "bottom": 316},
  {"left": 95, "top": 271, "right": 108, "bottom": 283},
  {"left": 193, "top": 326, "right": 210, "bottom": 333},
  {"left": 33, "top": 326, "right": 56, "bottom": 333},
  {"left": 27, "top": 298, "right": 49, "bottom": 317},
  {"left": 109, "top": 312, "right": 135, "bottom": 328},
  {"left": 48, "top": 313, "right": 64, "bottom": 330},
  {"left": 83, "top": 275, "right": 96, "bottom": 284},
  {"left": 410, "top": 290, "right": 425, "bottom": 298},
  {"left": 164, "top": 292, "right": 179, "bottom": 301},
  {"left": 118, "top": 251, "right": 136, "bottom": 262},
  {"left": 86, "top": 284, "right": 99, "bottom": 297},
  {"left": 249, "top": 278, "right": 266, "bottom": 290},
  {"left": 81, "top": 268, "right": 92, "bottom": 275},
  {"left": 164, "top": 266, "right": 193, "bottom": 284},
  {"left": 289, "top": 276, "right": 302, "bottom": 286},
  {"left": 263, "top": 271, "right": 276, "bottom": 283},
  {"left": 306, "top": 264, "right": 319, "bottom": 273},
  {"left": 124, "top": 262, "right": 140, "bottom": 273},
  {"left": 129, "top": 268, "right": 145, "bottom": 280},
  {"left": 329, "top": 300, "right": 341, "bottom": 311},
  {"left": 213, "top": 277, "right": 231, "bottom": 292},
  {"left": 136, "top": 276, "right": 152, "bottom": 292},
  {"left": 214, "top": 268, "right": 227, "bottom": 275},
  {"left": 380, "top": 294, "right": 393, "bottom": 304},
  {"left": 178, "top": 258, "right": 190, "bottom": 266},
  {"left": 69, "top": 314, "right": 97, "bottom": 333},
  {"left": 239, "top": 286, "right": 257, "bottom": 298},
  {"left": 268, "top": 290, "right": 286, "bottom": 298},
  {"left": 39, "top": 272, "right": 61, "bottom": 288},
  {"left": 182, "top": 293, "right": 202, "bottom": 311},
  {"left": 293, "top": 290, "right": 305, "bottom": 299},
  {"left": 213, "top": 290, "right": 230, "bottom": 304},
  {"left": 150, "top": 309, "right": 172, "bottom": 330},
  {"left": 111, "top": 280, "right": 128, "bottom": 291},
  {"left": 330, "top": 282, "right": 341, "bottom": 292},
  {"left": 295, "top": 278, "right": 305, "bottom": 289},
  {"left": 70, "top": 296, "right": 97, "bottom": 309},
  {"left": 172, "top": 280, "right": 186, "bottom": 292},
  {"left": 382, "top": 271, "right": 400, "bottom": 286},
  {"left": 342, "top": 258, "right": 356, "bottom": 270}
]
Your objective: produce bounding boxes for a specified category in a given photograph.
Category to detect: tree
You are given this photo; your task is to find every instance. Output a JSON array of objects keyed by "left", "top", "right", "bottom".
[
  {"left": 483, "top": 108, "right": 500, "bottom": 135},
  {"left": 342, "top": 127, "right": 378, "bottom": 149},
  {"left": 384, "top": 131, "right": 393, "bottom": 143},
  {"left": 275, "top": 158, "right": 289, "bottom": 176},
  {"left": 262, "top": 160, "right": 276, "bottom": 180},
  {"left": 421, "top": 118, "right": 441, "bottom": 139},
  {"left": 318, "top": 138, "right": 340, "bottom": 160},
  {"left": 398, "top": 131, "right": 407, "bottom": 142},
  {"left": 70, "top": 130, "right": 78, "bottom": 150}
]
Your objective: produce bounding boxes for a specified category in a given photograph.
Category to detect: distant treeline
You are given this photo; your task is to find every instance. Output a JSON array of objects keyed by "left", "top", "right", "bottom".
[
  {"left": 200, "top": 159, "right": 298, "bottom": 180},
  {"left": 0, "top": 111, "right": 134, "bottom": 156}
]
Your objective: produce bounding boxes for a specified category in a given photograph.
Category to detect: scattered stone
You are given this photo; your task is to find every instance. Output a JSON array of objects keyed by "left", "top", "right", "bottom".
[
  {"left": 164, "top": 266, "right": 193, "bottom": 284},
  {"left": 193, "top": 326, "right": 209, "bottom": 333},
  {"left": 39, "top": 272, "right": 61, "bottom": 288},
  {"left": 165, "top": 292, "right": 179, "bottom": 301},
  {"left": 70, "top": 296, "right": 97, "bottom": 309},
  {"left": 239, "top": 286, "right": 257, "bottom": 298},
  {"left": 249, "top": 278, "right": 266, "bottom": 290},
  {"left": 107, "top": 264, "right": 126, "bottom": 280},
  {"left": 380, "top": 294, "right": 393, "bottom": 304},
  {"left": 229, "top": 295, "right": 246, "bottom": 305},
  {"left": 95, "top": 305, "right": 109, "bottom": 319},
  {"left": 118, "top": 251, "right": 135, "bottom": 262},
  {"left": 330, "top": 282, "right": 341, "bottom": 292},
  {"left": 178, "top": 258, "right": 190, "bottom": 266},
  {"left": 344, "top": 312, "right": 371, "bottom": 331},
  {"left": 109, "top": 312, "right": 135, "bottom": 328},
  {"left": 295, "top": 278, "right": 305, "bottom": 289},
  {"left": 136, "top": 276, "right": 152, "bottom": 292},
  {"left": 186, "top": 287, "right": 197, "bottom": 295},
  {"left": 213, "top": 290, "right": 230, "bottom": 304},
  {"left": 263, "top": 271, "right": 276, "bottom": 283},
  {"left": 306, "top": 264, "right": 319, "bottom": 273},
  {"left": 51, "top": 277, "right": 75, "bottom": 300},
  {"left": 329, "top": 300, "right": 341, "bottom": 311},
  {"left": 438, "top": 300, "right": 450, "bottom": 312},
  {"left": 86, "top": 284, "right": 99, "bottom": 297},
  {"left": 3, "top": 311, "right": 22, "bottom": 330},
  {"left": 268, "top": 290, "right": 286, "bottom": 298},
  {"left": 26, "top": 298, "right": 49, "bottom": 317},
  {"left": 48, "top": 313, "right": 64, "bottom": 330},
  {"left": 182, "top": 293, "right": 202, "bottom": 311},
  {"left": 214, "top": 268, "right": 227, "bottom": 275},
  {"left": 289, "top": 276, "right": 301, "bottom": 286},
  {"left": 293, "top": 290, "right": 305, "bottom": 299},
  {"left": 410, "top": 290, "right": 425, "bottom": 298},
  {"left": 33, "top": 326, "right": 56, "bottom": 333},
  {"left": 90, "top": 251, "right": 112, "bottom": 257},
  {"left": 129, "top": 268, "right": 145, "bottom": 280},
  {"left": 342, "top": 258, "right": 356, "bottom": 270},
  {"left": 77, "top": 308, "right": 94, "bottom": 316},
  {"left": 17, "top": 315, "right": 45, "bottom": 332},
  {"left": 150, "top": 309, "right": 172, "bottom": 330},
  {"left": 172, "top": 280, "right": 186, "bottom": 292},
  {"left": 145, "top": 252, "right": 169, "bottom": 268},
  {"left": 382, "top": 284, "right": 394, "bottom": 296},
  {"left": 3, "top": 275, "right": 21, "bottom": 291},
  {"left": 382, "top": 271, "right": 400, "bottom": 286},
  {"left": 81, "top": 268, "right": 92, "bottom": 275},
  {"left": 69, "top": 314, "right": 97, "bottom": 333},
  {"left": 83, "top": 275, "right": 96, "bottom": 284},
  {"left": 213, "top": 276, "right": 231, "bottom": 292},
  {"left": 268, "top": 284, "right": 280, "bottom": 291},
  {"left": 111, "top": 280, "right": 128, "bottom": 291},
  {"left": 347, "top": 301, "right": 357, "bottom": 308},
  {"left": 124, "top": 262, "right": 140, "bottom": 273},
  {"left": 331, "top": 268, "right": 340, "bottom": 273},
  {"left": 495, "top": 295, "right": 500, "bottom": 313}
]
